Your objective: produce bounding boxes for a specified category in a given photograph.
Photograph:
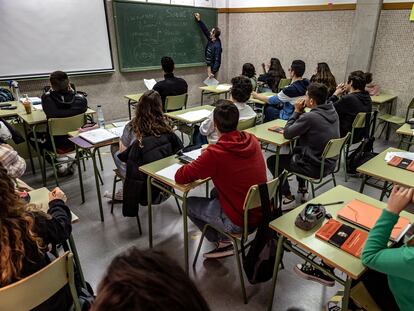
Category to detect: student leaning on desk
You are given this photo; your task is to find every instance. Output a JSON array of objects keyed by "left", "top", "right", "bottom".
[{"left": 0, "top": 164, "right": 74, "bottom": 310}]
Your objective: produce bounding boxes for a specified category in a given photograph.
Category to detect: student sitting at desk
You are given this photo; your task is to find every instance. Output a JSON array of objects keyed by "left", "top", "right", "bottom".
[
  {"left": 241, "top": 63, "right": 257, "bottom": 91},
  {"left": 257, "top": 57, "right": 286, "bottom": 93},
  {"left": 329, "top": 70, "right": 373, "bottom": 140},
  {"left": 0, "top": 164, "right": 73, "bottom": 311},
  {"left": 0, "top": 120, "right": 26, "bottom": 179},
  {"left": 252, "top": 59, "right": 309, "bottom": 122},
  {"left": 30, "top": 71, "right": 87, "bottom": 176},
  {"left": 310, "top": 62, "right": 337, "bottom": 97},
  {"left": 108, "top": 90, "right": 182, "bottom": 211},
  {"left": 267, "top": 83, "right": 339, "bottom": 206},
  {"left": 153, "top": 56, "right": 188, "bottom": 111},
  {"left": 175, "top": 101, "right": 266, "bottom": 258},
  {"left": 195, "top": 75, "right": 256, "bottom": 144},
  {"left": 92, "top": 247, "right": 210, "bottom": 311}
]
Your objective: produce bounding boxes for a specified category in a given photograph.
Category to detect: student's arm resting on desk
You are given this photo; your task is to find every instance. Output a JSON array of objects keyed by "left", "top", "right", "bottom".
[
  {"left": 283, "top": 112, "right": 310, "bottom": 139},
  {"left": 199, "top": 112, "right": 215, "bottom": 136},
  {"left": 0, "top": 144, "right": 26, "bottom": 178},
  {"left": 361, "top": 209, "right": 414, "bottom": 282},
  {"left": 175, "top": 148, "right": 216, "bottom": 184}
]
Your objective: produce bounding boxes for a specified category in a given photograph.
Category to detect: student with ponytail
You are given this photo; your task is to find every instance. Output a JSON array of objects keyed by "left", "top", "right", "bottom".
[
  {"left": 328, "top": 70, "right": 373, "bottom": 140},
  {"left": 0, "top": 164, "right": 73, "bottom": 310}
]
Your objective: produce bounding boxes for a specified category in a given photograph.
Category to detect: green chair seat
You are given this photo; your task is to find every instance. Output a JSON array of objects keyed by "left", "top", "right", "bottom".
[{"left": 377, "top": 114, "right": 405, "bottom": 125}]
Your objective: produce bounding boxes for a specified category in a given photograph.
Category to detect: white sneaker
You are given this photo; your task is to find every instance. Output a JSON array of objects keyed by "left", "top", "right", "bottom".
[
  {"left": 297, "top": 188, "right": 309, "bottom": 203},
  {"left": 104, "top": 189, "right": 123, "bottom": 201}
]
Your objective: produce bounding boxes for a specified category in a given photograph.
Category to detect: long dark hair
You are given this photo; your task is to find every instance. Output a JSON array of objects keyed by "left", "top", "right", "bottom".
[
  {"left": 311, "top": 62, "right": 337, "bottom": 96},
  {"left": 268, "top": 58, "right": 286, "bottom": 91},
  {"left": 92, "top": 247, "right": 211, "bottom": 311},
  {"left": 130, "top": 90, "right": 173, "bottom": 147}
]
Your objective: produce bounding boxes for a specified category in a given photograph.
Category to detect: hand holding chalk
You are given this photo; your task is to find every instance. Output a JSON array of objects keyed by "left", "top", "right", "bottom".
[{"left": 194, "top": 13, "right": 201, "bottom": 21}]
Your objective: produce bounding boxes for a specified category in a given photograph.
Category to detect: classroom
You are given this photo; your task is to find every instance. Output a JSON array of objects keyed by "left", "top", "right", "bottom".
[{"left": 0, "top": 0, "right": 413, "bottom": 310}]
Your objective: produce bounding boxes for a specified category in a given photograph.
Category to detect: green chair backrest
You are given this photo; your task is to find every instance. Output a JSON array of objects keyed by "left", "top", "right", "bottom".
[
  {"left": 241, "top": 174, "right": 283, "bottom": 240},
  {"left": 277, "top": 78, "right": 291, "bottom": 92},
  {"left": 323, "top": 133, "right": 350, "bottom": 159},
  {"left": 165, "top": 93, "right": 188, "bottom": 112},
  {"left": 350, "top": 112, "right": 373, "bottom": 144},
  {"left": 48, "top": 114, "right": 86, "bottom": 137},
  {"left": 237, "top": 116, "right": 257, "bottom": 131},
  {"left": 405, "top": 97, "right": 414, "bottom": 122},
  {"left": 250, "top": 77, "right": 257, "bottom": 91},
  {"left": 0, "top": 252, "right": 81, "bottom": 311}
]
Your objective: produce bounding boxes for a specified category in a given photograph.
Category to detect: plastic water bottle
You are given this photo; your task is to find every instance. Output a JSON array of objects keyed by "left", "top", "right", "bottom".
[
  {"left": 12, "top": 81, "right": 20, "bottom": 101},
  {"left": 97, "top": 105, "right": 105, "bottom": 128}
]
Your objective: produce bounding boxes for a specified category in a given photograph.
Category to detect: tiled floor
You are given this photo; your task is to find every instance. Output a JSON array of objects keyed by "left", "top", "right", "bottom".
[{"left": 24, "top": 133, "right": 401, "bottom": 311}]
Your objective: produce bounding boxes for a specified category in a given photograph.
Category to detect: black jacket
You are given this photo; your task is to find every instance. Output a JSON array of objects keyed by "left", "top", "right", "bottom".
[
  {"left": 118, "top": 133, "right": 183, "bottom": 216},
  {"left": 329, "top": 91, "right": 372, "bottom": 140},
  {"left": 41, "top": 90, "right": 87, "bottom": 119},
  {"left": 284, "top": 103, "right": 340, "bottom": 177},
  {"left": 19, "top": 200, "right": 73, "bottom": 311},
  {"left": 258, "top": 71, "right": 286, "bottom": 92},
  {"left": 197, "top": 20, "right": 222, "bottom": 74},
  {"left": 153, "top": 73, "right": 188, "bottom": 111}
]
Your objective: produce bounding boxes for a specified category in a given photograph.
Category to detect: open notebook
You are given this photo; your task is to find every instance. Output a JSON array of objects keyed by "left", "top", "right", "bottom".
[
  {"left": 337, "top": 199, "right": 411, "bottom": 242},
  {"left": 79, "top": 128, "right": 117, "bottom": 144}
]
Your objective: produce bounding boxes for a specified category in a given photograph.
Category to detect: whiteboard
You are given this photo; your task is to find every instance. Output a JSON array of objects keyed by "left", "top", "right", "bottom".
[{"left": 0, "top": 0, "right": 113, "bottom": 80}]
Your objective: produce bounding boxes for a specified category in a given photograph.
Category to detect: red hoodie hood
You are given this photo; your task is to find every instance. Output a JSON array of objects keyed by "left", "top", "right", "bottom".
[{"left": 215, "top": 130, "right": 258, "bottom": 158}]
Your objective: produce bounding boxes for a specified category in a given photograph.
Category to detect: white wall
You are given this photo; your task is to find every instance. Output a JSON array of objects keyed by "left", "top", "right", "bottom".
[{"left": 223, "top": 0, "right": 412, "bottom": 8}]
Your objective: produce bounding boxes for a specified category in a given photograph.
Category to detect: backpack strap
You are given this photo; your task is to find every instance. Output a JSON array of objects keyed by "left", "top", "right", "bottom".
[{"left": 258, "top": 183, "right": 271, "bottom": 224}]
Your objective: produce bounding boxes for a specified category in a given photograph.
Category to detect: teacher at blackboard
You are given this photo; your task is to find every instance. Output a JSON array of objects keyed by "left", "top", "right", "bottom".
[{"left": 194, "top": 13, "right": 222, "bottom": 79}]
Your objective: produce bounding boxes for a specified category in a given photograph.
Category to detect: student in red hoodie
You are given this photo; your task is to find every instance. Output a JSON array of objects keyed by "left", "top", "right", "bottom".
[{"left": 175, "top": 100, "right": 267, "bottom": 259}]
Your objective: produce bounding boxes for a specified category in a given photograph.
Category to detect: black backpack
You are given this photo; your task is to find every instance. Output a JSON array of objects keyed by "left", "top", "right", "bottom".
[
  {"left": 0, "top": 88, "right": 14, "bottom": 102},
  {"left": 241, "top": 183, "right": 282, "bottom": 284}
]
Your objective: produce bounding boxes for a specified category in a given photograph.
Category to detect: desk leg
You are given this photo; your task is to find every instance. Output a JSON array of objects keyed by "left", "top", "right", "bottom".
[
  {"left": 22, "top": 122, "right": 36, "bottom": 175},
  {"left": 147, "top": 176, "right": 153, "bottom": 248},
  {"left": 267, "top": 235, "right": 285, "bottom": 311},
  {"left": 341, "top": 276, "right": 352, "bottom": 311},
  {"left": 32, "top": 125, "right": 46, "bottom": 186},
  {"left": 75, "top": 145, "right": 85, "bottom": 203},
  {"left": 201, "top": 90, "right": 204, "bottom": 106},
  {"left": 69, "top": 234, "right": 86, "bottom": 289},
  {"left": 274, "top": 146, "right": 281, "bottom": 178},
  {"left": 128, "top": 99, "right": 132, "bottom": 120},
  {"left": 359, "top": 175, "right": 367, "bottom": 194},
  {"left": 385, "top": 99, "right": 395, "bottom": 141},
  {"left": 182, "top": 191, "right": 189, "bottom": 274},
  {"left": 380, "top": 181, "right": 389, "bottom": 201},
  {"left": 92, "top": 148, "right": 104, "bottom": 222}
]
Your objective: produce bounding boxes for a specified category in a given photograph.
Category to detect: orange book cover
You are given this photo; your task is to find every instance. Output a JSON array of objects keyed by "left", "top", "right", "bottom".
[
  {"left": 388, "top": 156, "right": 402, "bottom": 167},
  {"left": 337, "top": 199, "right": 411, "bottom": 242},
  {"left": 268, "top": 126, "right": 284, "bottom": 134},
  {"left": 316, "top": 219, "right": 367, "bottom": 258},
  {"left": 407, "top": 161, "right": 414, "bottom": 172}
]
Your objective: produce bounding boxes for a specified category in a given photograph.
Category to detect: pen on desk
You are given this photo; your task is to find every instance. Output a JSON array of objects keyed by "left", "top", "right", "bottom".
[{"left": 323, "top": 201, "right": 344, "bottom": 206}]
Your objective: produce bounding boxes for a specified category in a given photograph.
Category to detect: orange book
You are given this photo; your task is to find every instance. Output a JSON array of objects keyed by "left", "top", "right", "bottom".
[
  {"left": 316, "top": 219, "right": 367, "bottom": 258},
  {"left": 388, "top": 156, "right": 414, "bottom": 172},
  {"left": 268, "top": 126, "right": 284, "bottom": 134},
  {"left": 337, "top": 199, "right": 411, "bottom": 242}
]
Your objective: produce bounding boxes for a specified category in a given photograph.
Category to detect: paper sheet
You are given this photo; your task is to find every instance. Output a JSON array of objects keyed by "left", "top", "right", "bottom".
[
  {"left": 183, "top": 148, "right": 203, "bottom": 161},
  {"left": 176, "top": 109, "right": 212, "bottom": 122},
  {"left": 385, "top": 151, "right": 414, "bottom": 162},
  {"left": 203, "top": 77, "right": 219, "bottom": 86},
  {"left": 144, "top": 78, "right": 157, "bottom": 90},
  {"left": 79, "top": 128, "right": 117, "bottom": 144},
  {"left": 216, "top": 84, "right": 232, "bottom": 91},
  {"left": 112, "top": 120, "right": 129, "bottom": 127},
  {"left": 107, "top": 126, "right": 125, "bottom": 137},
  {"left": 20, "top": 97, "right": 41, "bottom": 105},
  {"left": 155, "top": 163, "right": 183, "bottom": 181}
]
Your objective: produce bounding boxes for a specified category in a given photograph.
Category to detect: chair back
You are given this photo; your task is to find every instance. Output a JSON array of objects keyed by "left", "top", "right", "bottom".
[
  {"left": 350, "top": 112, "right": 373, "bottom": 144},
  {"left": 165, "top": 93, "right": 188, "bottom": 112},
  {"left": 241, "top": 173, "right": 284, "bottom": 240},
  {"left": 0, "top": 252, "right": 81, "bottom": 311},
  {"left": 48, "top": 114, "right": 85, "bottom": 137},
  {"left": 237, "top": 116, "right": 257, "bottom": 131},
  {"left": 277, "top": 78, "right": 291, "bottom": 92},
  {"left": 322, "top": 133, "right": 350, "bottom": 160},
  {"left": 405, "top": 97, "right": 414, "bottom": 122}
]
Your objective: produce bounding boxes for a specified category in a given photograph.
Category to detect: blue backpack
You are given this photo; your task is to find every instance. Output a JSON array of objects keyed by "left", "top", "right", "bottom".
[{"left": 0, "top": 88, "right": 14, "bottom": 102}]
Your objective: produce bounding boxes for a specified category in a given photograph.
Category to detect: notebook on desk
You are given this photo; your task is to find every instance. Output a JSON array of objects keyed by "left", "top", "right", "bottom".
[
  {"left": 387, "top": 156, "right": 414, "bottom": 172},
  {"left": 337, "top": 199, "right": 411, "bottom": 242},
  {"left": 268, "top": 125, "right": 284, "bottom": 134},
  {"left": 79, "top": 128, "right": 117, "bottom": 144}
]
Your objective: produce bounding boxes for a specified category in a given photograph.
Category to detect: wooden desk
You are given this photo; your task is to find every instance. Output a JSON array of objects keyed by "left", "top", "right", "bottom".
[
  {"left": 28, "top": 187, "right": 85, "bottom": 287},
  {"left": 243, "top": 119, "right": 290, "bottom": 176},
  {"left": 0, "top": 101, "right": 25, "bottom": 118},
  {"left": 139, "top": 154, "right": 209, "bottom": 273},
  {"left": 396, "top": 123, "right": 413, "bottom": 150},
  {"left": 199, "top": 84, "right": 231, "bottom": 105},
  {"left": 267, "top": 185, "right": 414, "bottom": 311},
  {"left": 68, "top": 129, "right": 119, "bottom": 222},
  {"left": 124, "top": 93, "right": 143, "bottom": 120},
  {"left": 357, "top": 147, "right": 414, "bottom": 200}
]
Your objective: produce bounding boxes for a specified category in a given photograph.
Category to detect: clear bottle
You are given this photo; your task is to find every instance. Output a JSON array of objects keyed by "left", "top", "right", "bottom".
[{"left": 97, "top": 105, "right": 105, "bottom": 128}]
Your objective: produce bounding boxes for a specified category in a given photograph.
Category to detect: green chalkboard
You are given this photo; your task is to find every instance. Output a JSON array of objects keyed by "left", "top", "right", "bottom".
[{"left": 112, "top": 0, "right": 218, "bottom": 72}]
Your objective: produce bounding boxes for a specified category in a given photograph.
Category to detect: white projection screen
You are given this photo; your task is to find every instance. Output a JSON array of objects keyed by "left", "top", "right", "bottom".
[{"left": 0, "top": 0, "right": 114, "bottom": 80}]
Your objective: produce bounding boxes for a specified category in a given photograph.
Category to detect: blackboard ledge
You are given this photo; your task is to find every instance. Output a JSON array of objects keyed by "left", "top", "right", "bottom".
[{"left": 120, "top": 63, "right": 206, "bottom": 73}]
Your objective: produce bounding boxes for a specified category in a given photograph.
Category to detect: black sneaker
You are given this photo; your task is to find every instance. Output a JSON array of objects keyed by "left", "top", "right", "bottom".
[
  {"left": 294, "top": 263, "right": 335, "bottom": 287},
  {"left": 203, "top": 242, "right": 234, "bottom": 259}
]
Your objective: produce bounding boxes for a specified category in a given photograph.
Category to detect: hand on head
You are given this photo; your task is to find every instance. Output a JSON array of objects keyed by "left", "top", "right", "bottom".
[
  {"left": 334, "top": 83, "right": 345, "bottom": 96},
  {"left": 386, "top": 185, "right": 414, "bottom": 215},
  {"left": 49, "top": 187, "right": 67, "bottom": 203}
]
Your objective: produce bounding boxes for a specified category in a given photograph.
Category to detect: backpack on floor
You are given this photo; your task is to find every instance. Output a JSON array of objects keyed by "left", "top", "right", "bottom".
[
  {"left": 241, "top": 183, "right": 282, "bottom": 284},
  {"left": 346, "top": 136, "right": 377, "bottom": 174},
  {"left": 0, "top": 88, "right": 14, "bottom": 102}
]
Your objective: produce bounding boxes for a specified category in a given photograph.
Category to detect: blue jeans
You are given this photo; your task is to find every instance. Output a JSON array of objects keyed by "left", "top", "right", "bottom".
[
  {"left": 192, "top": 125, "right": 208, "bottom": 145},
  {"left": 187, "top": 189, "right": 242, "bottom": 242},
  {"left": 264, "top": 105, "right": 281, "bottom": 122}
]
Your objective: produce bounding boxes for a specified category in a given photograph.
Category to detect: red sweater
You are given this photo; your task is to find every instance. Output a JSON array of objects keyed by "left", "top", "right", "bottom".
[{"left": 175, "top": 131, "right": 267, "bottom": 228}]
